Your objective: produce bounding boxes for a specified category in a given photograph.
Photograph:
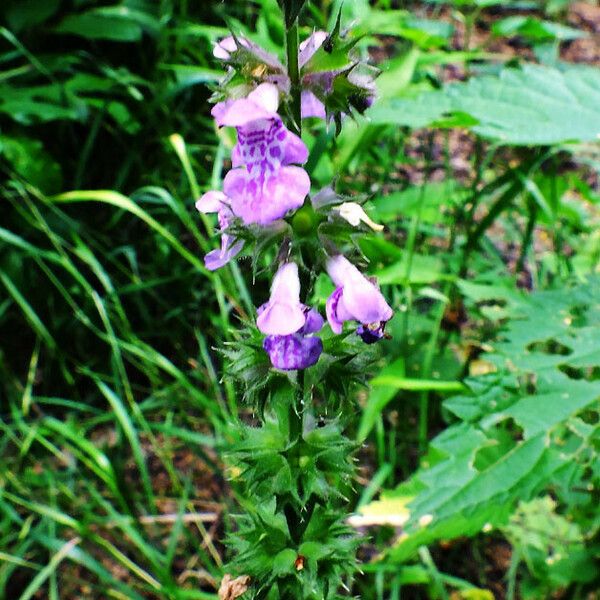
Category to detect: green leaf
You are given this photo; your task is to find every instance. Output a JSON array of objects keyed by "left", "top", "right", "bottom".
[
  {"left": 380, "top": 277, "right": 600, "bottom": 563},
  {"left": 375, "top": 253, "right": 448, "bottom": 285},
  {"left": 492, "top": 16, "right": 586, "bottom": 42},
  {"left": 4, "top": 0, "right": 61, "bottom": 32},
  {"left": 272, "top": 549, "right": 297, "bottom": 577},
  {"left": 369, "top": 64, "right": 600, "bottom": 145},
  {"left": 53, "top": 5, "right": 161, "bottom": 42},
  {"left": 0, "top": 135, "right": 62, "bottom": 193}
]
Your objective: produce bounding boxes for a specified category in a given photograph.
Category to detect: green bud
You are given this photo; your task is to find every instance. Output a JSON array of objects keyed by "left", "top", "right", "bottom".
[{"left": 291, "top": 204, "right": 317, "bottom": 236}]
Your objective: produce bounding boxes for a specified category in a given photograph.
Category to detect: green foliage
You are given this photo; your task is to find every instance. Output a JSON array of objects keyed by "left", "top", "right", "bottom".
[
  {"left": 369, "top": 63, "right": 600, "bottom": 145},
  {"left": 503, "top": 496, "right": 597, "bottom": 598},
  {"left": 1, "top": 0, "right": 599, "bottom": 598},
  {"left": 372, "top": 278, "right": 600, "bottom": 581},
  {"left": 491, "top": 15, "right": 586, "bottom": 43},
  {"left": 223, "top": 380, "right": 359, "bottom": 599}
]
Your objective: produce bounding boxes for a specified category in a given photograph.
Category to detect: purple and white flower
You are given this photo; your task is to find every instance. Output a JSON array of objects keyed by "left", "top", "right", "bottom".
[
  {"left": 257, "top": 262, "right": 324, "bottom": 370},
  {"left": 212, "top": 35, "right": 285, "bottom": 72},
  {"left": 212, "top": 83, "right": 311, "bottom": 226},
  {"left": 325, "top": 255, "right": 393, "bottom": 344},
  {"left": 256, "top": 262, "right": 306, "bottom": 336},
  {"left": 195, "top": 191, "right": 244, "bottom": 271},
  {"left": 263, "top": 307, "right": 324, "bottom": 370}
]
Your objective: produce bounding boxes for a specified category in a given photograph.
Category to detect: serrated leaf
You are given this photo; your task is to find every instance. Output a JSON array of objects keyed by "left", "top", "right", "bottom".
[{"left": 380, "top": 277, "right": 600, "bottom": 563}]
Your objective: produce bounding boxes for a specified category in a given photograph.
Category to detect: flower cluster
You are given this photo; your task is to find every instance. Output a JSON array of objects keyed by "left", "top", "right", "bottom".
[
  {"left": 197, "top": 82, "right": 310, "bottom": 267},
  {"left": 197, "top": 33, "right": 391, "bottom": 371},
  {"left": 213, "top": 30, "right": 377, "bottom": 122}
]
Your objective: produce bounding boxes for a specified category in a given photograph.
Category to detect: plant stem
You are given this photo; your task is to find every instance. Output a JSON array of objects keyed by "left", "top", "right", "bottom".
[
  {"left": 516, "top": 200, "right": 537, "bottom": 274},
  {"left": 506, "top": 548, "right": 520, "bottom": 600},
  {"left": 418, "top": 284, "right": 448, "bottom": 455},
  {"left": 286, "top": 19, "right": 302, "bottom": 137}
]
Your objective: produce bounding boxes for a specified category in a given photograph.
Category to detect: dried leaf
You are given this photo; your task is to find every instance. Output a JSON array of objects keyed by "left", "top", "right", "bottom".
[{"left": 218, "top": 574, "right": 250, "bottom": 600}]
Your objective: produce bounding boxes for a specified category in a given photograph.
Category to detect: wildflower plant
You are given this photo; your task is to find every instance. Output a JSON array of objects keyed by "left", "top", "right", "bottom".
[{"left": 200, "top": 2, "right": 391, "bottom": 597}]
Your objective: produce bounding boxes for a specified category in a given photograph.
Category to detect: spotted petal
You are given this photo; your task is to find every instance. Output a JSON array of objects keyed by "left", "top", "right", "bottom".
[
  {"left": 224, "top": 166, "right": 310, "bottom": 225},
  {"left": 263, "top": 334, "right": 323, "bottom": 370}
]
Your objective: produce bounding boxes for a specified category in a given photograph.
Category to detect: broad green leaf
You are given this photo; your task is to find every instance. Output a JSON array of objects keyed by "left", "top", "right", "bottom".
[
  {"left": 0, "top": 135, "right": 62, "bottom": 193},
  {"left": 381, "top": 277, "right": 600, "bottom": 563},
  {"left": 369, "top": 64, "right": 600, "bottom": 145},
  {"left": 375, "top": 253, "right": 449, "bottom": 285}
]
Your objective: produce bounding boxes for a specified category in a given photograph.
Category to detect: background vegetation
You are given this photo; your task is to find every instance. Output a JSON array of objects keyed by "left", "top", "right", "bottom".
[{"left": 0, "top": 0, "right": 599, "bottom": 598}]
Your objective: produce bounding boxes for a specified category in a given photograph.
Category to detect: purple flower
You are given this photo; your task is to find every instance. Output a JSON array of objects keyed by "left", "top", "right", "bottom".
[
  {"left": 299, "top": 30, "right": 377, "bottom": 119},
  {"left": 325, "top": 255, "right": 393, "bottom": 343},
  {"left": 212, "top": 83, "right": 311, "bottom": 226},
  {"left": 256, "top": 262, "right": 324, "bottom": 370},
  {"left": 298, "top": 31, "right": 330, "bottom": 120},
  {"left": 256, "top": 262, "right": 306, "bottom": 336},
  {"left": 213, "top": 36, "right": 240, "bottom": 60},
  {"left": 195, "top": 191, "right": 244, "bottom": 271},
  {"left": 263, "top": 308, "right": 324, "bottom": 370}
]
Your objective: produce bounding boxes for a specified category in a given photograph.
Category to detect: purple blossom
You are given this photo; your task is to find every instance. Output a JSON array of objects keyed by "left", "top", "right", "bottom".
[
  {"left": 256, "top": 262, "right": 306, "bottom": 336},
  {"left": 212, "top": 83, "right": 311, "bottom": 226},
  {"left": 213, "top": 36, "right": 240, "bottom": 60},
  {"left": 325, "top": 255, "right": 393, "bottom": 343},
  {"left": 263, "top": 308, "right": 324, "bottom": 370},
  {"left": 257, "top": 262, "right": 324, "bottom": 370},
  {"left": 213, "top": 36, "right": 319, "bottom": 119},
  {"left": 195, "top": 191, "right": 244, "bottom": 271}
]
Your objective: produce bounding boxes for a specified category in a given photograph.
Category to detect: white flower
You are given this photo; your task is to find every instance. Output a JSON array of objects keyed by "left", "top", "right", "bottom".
[{"left": 335, "top": 202, "right": 384, "bottom": 232}]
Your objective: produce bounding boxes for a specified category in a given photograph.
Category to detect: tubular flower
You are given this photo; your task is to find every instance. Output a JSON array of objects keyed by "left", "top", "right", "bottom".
[
  {"left": 256, "top": 262, "right": 306, "bottom": 336},
  {"left": 263, "top": 308, "right": 324, "bottom": 370},
  {"left": 195, "top": 191, "right": 244, "bottom": 271},
  {"left": 257, "top": 263, "right": 324, "bottom": 370},
  {"left": 325, "top": 255, "right": 393, "bottom": 344},
  {"left": 213, "top": 83, "right": 310, "bottom": 226}
]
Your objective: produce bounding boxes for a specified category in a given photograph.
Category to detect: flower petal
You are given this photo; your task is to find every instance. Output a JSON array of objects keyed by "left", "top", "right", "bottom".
[
  {"left": 214, "top": 99, "right": 274, "bottom": 128},
  {"left": 263, "top": 334, "right": 323, "bottom": 370},
  {"left": 282, "top": 130, "right": 309, "bottom": 165},
  {"left": 195, "top": 191, "right": 227, "bottom": 214},
  {"left": 204, "top": 239, "right": 244, "bottom": 271},
  {"left": 213, "top": 36, "right": 238, "bottom": 59},
  {"left": 256, "top": 302, "right": 306, "bottom": 336},
  {"left": 270, "top": 262, "right": 301, "bottom": 303},
  {"left": 326, "top": 255, "right": 393, "bottom": 326},
  {"left": 325, "top": 287, "right": 344, "bottom": 334},
  {"left": 224, "top": 166, "right": 310, "bottom": 225},
  {"left": 302, "top": 308, "right": 324, "bottom": 334},
  {"left": 299, "top": 31, "right": 328, "bottom": 67},
  {"left": 256, "top": 263, "right": 305, "bottom": 335},
  {"left": 336, "top": 202, "right": 384, "bottom": 232},
  {"left": 247, "top": 83, "right": 280, "bottom": 113},
  {"left": 342, "top": 278, "right": 393, "bottom": 325},
  {"left": 301, "top": 90, "right": 326, "bottom": 120}
]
